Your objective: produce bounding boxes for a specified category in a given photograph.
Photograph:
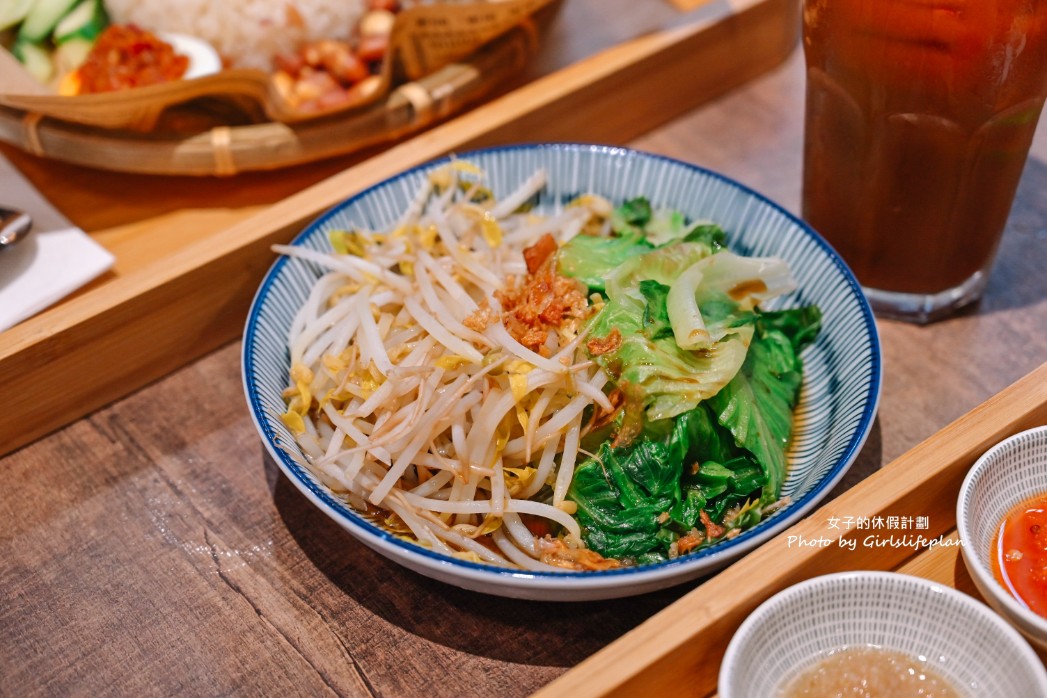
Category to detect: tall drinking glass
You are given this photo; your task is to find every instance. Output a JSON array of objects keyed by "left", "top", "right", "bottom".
[{"left": 802, "top": 1, "right": 1047, "bottom": 322}]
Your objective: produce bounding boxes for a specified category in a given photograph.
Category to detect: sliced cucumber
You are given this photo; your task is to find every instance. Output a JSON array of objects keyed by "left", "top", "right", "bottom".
[
  {"left": 54, "top": 0, "right": 106, "bottom": 44},
  {"left": 13, "top": 40, "right": 54, "bottom": 85},
  {"left": 18, "top": 0, "right": 79, "bottom": 42},
  {"left": 0, "top": 0, "right": 35, "bottom": 32}
]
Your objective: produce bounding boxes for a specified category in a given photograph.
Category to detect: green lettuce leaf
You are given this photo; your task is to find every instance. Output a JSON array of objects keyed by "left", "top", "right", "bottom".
[
  {"left": 681, "top": 223, "right": 728, "bottom": 249},
  {"left": 590, "top": 310, "right": 750, "bottom": 424},
  {"left": 665, "top": 252, "right": 795, "bottom": 351},
  {"left": 706, "top": 308, "right": 821, "bottom": 504},
  {"left": 557, "top": 228, "right": 653, "bottom": 292},
  {"left": 612, "top": 196, "right": 653, "bottom": 230},
  {"left": 755, "top": 305, "right": 823, "bottom": 353},
  {"left": 639, "top": 206, "right": 728, "bottom": 249},
  {"left": 638, "top": 280, "right": 673, "bottom": 340},
  {"left": 558, "top": 196, "right": 823, "bottom": 560},
  {"left": 558, "top": 198, "right": 728, "bottom": 293},
  {"left": 567, "top": 406, "right": 769, "bottom": 560},
  {"left": 585, "top": 242, "right": 750, "bottom": 424},
  {"left": 567, "top": 441, "right": 675, "bottom": 558}
]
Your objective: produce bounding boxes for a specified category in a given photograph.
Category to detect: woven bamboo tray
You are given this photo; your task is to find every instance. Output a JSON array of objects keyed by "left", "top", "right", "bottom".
[
  {"left": 0, "top": 1, "right": 557, "bottom": 176},
  {"left": 0, "top": 31, "right": 532, "bottom": 176},
  {"left": 534, "top": 361, "right": 1047, "bottom": 697}
]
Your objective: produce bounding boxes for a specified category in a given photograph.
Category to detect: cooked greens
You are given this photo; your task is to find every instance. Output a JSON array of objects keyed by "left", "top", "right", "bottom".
[
  {"left": 556, "top": 228, "right": 653, "bottom": 293},
  {"left": 561, "top": 197, "right": 821, "bottom": 563}
]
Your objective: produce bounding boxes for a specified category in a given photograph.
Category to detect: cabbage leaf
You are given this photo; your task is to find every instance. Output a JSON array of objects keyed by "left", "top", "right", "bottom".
[
  {"left": 556, "top": 228, "right": 652, "bottom": 292},
  {"left": 557, "top": 197, "right": 729, "bottom": 292},
  {"left": 665, "top": 252, "right": 796, "bottom": 351}
]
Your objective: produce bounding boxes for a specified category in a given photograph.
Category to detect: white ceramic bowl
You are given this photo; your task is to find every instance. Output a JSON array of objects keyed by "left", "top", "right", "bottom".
[
  {"left": 242, "top": 143, "right": 881, "bottom": 600},
  {"left": 720, "top": 571, "right": 1047, "bottom": 698},
  {"left": 957, "top": 425, "right": 1047, "bottom": 649}
]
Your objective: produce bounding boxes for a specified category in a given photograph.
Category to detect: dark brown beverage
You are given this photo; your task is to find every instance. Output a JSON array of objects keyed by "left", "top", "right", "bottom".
[{"left": 802, "top": 0, "right": 1047, "bottom": 317}]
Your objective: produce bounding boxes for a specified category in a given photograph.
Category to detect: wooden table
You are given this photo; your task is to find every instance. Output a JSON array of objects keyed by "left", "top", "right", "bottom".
[{"left": 4, "top": 6, "right": 1047, "bottom": 697}]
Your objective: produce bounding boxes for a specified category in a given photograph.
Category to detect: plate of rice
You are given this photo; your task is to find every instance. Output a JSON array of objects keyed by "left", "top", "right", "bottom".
[
  {"left": 242, "top": 143, "right": 881, "bottom": 600},
  {"left": 105, "top": 0, "right": 371, "bottom": 71}
]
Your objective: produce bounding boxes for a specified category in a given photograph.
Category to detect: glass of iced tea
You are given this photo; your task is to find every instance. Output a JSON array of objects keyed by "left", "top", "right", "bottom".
[{"left": 802, "top": 0, "right": 1047, "bottom": 322}]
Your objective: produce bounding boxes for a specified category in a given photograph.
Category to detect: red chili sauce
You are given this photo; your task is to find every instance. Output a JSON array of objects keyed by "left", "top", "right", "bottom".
[
  {"left": 77, "top": 24, "right": 188, "bottom": 94},
  {"left": 991, "top": 493, "right": 1047, "bottom": 617}
]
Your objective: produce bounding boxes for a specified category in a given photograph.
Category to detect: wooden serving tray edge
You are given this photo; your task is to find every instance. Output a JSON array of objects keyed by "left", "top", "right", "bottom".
[
  {"left": 532, "top": 360, "right": 1047, "bottom": 697},
  {"left": 0, "top": 0, "right": 799, "bottom": 455}
]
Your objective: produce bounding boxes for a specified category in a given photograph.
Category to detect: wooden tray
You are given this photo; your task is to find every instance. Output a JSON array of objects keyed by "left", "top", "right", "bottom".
[
  {"left": 0, "top": 0, "right": 800, "bottom": 457},
  {"left": 533, "top": 361, "right": 1047, "bottom": 697}
]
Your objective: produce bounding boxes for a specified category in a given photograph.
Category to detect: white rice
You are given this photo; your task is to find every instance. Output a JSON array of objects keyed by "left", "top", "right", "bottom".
[{"left": 104, "top": 0, "right": 367, "bottom": 70}]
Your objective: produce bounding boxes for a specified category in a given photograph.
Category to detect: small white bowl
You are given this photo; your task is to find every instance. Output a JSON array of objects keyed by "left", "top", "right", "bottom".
[
  {"left": 957, "top": 425, "right": 1047, "bottom": 649},
  {"left": 719, "top": 571, "right": 1047, "bottom": 698}
]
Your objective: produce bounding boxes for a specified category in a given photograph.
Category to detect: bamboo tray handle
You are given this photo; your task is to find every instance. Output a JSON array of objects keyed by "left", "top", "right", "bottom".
[
  {"left": 0, "top": 66, "right": 274, "bottom": 132},
  {"left": 0, "top": 57, "right": 387, "bottom": 132}
]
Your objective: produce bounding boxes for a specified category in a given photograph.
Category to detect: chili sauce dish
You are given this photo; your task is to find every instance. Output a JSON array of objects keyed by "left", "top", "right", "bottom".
[{"left": 958, "top": 424, "right": 1047, "bottom": 649}]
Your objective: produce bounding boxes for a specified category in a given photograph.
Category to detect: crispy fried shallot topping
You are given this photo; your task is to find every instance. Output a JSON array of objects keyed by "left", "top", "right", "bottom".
[
  {"left": 586, "top": 327, "right": 622, "bottom": 356},
  {"left": 588, "top": 387, "right": 624, "bottom": 432},
  {"left": 496, "top": 234, "right": 588, "bottom": 355},
  {"left": 676, "top": 528, "right": 706, "bottom": 555},
  {"left": 463, "top": 299, "right": 495, "bottom": 332},
  {"left": 537, "top": 537, "right": 621, "bottom": 571}
]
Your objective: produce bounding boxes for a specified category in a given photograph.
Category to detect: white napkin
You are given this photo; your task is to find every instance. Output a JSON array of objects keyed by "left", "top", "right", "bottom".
[{"left": 0, "top": 153, "right": 115, "bottom": 332}]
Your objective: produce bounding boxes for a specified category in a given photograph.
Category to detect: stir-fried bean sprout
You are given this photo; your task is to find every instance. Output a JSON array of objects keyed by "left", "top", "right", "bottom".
[{"left": 277, "top": 162, "right": 614, "bottom": 570}]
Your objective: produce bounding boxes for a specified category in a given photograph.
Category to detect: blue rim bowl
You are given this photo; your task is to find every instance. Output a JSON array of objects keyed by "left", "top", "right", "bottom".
[{"left": 242, "top": 143, "right": 881, "bottom": 601}]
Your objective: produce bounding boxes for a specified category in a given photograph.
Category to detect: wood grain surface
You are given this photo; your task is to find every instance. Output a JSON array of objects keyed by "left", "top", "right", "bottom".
[{"left": 3, "top": 25, "right": 1047, "bottom": 698}]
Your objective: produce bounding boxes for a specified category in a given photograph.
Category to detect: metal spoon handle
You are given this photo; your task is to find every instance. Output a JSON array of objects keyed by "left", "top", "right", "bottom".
[{"left": 0, "top": 208, "right": 32, "bottom": 248}]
